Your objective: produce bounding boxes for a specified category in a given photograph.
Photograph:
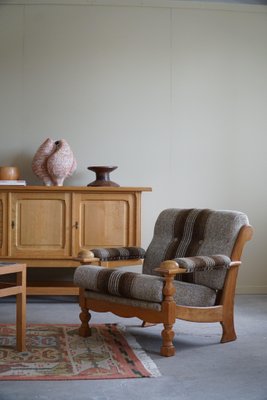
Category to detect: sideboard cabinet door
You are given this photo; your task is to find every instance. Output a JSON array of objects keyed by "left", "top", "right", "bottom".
[
  {"left": 10, "top": 192, "right": 72, "bottom": 258},
  {"left": 0, "top": 193, "right": 8, "bottom": 256},
  {"left": 72, "top": 192, "right": 141, "bottom": 254}
]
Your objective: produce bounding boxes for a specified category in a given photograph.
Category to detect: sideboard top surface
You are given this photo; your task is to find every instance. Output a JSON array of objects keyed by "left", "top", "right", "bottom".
[{"left": 0, "top": 186, "right": 152, "bottom": 192}]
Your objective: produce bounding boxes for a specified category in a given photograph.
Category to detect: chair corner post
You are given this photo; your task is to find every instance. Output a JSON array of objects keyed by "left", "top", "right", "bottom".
[{"left": 156, "top": 260, "right": 179, "bottom": 357}]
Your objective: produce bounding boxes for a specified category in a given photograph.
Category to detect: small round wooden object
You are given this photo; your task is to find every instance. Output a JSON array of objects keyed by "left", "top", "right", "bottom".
[
  {"left": 0, "top": 166, "right": 20, "bottom": 180},
  {"left": 78, "top": 249, "right": 95, "bottom": 259}
]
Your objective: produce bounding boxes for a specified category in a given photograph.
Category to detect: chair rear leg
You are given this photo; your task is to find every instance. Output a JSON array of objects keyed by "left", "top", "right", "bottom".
[
  {"left": 220, "top": 316, "right": 237, "bottom": 343},
  {"left": 219, "top": 263, "right": 240, "bottom": 343}
]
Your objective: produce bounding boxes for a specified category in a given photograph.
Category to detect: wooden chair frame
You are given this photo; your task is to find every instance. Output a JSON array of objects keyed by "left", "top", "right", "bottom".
[{"left": 77, "top": 224, "right": 253, "bottom": 357}]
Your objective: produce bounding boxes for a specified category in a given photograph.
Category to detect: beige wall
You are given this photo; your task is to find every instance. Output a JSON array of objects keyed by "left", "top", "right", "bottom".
[{"left": 1, "top": 0, "right": 267, "bottom": 293}]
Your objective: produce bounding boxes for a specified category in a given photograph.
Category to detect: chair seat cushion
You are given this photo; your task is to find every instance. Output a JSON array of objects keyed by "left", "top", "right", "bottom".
[
  {"left": 74, "top": 265, "right": 217, "bottom": 307},
  {"left": 74, "top": 266, "right": 163, "bottom": 303}
]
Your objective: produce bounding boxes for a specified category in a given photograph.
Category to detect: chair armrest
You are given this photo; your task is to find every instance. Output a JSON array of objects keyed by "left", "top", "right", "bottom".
[
  {"left": 88, "top": 247, "right": 146, "bottom": 261},
  {"left": 172, "top": 255, "right": 232, "bottom": 272}
]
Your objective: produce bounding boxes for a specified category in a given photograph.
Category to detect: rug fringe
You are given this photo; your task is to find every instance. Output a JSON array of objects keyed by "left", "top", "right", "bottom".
[{"left": 117, "top": 324, "right": 161, "bottom": 377}]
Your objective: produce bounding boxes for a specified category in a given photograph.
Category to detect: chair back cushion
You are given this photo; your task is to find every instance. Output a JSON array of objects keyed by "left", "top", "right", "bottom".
[{"left": 142, "top": 208, "right": 249, "bottom": 289}]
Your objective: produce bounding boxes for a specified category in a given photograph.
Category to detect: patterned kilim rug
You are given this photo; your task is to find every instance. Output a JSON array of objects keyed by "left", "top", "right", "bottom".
[{"left": 0, "top": 324, "right": 160, "bottom": 380}]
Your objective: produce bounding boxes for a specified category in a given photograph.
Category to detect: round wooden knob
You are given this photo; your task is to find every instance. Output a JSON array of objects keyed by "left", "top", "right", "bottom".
[{"left": 78, "top": 249, "right": 95, "bottom": 258}]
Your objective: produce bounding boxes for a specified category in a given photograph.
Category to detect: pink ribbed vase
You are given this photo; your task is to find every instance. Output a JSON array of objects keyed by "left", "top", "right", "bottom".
[{"left": 32, "top": 138, "right": 77, "bottom": 186}]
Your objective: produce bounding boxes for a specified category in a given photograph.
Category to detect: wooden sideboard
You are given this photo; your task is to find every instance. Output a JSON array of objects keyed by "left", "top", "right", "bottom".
[{"left": 0, "top": 186, "right": 151, "bottom": 295}]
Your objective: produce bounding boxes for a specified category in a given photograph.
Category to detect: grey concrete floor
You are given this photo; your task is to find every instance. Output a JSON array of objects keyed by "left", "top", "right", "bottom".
[{"left": 0, "top": 295, "right": 267, "bottom": 400}]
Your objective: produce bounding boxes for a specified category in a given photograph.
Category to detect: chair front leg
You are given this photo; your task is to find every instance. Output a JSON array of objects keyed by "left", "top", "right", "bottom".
[
  {"left": 156, "top": 260, "right": 180, "bottom": 357},
  {"left": 78, "top": 288, "right": 91, "bottom": 337},
  {"left": 161, "top": 323, "right": 176, "bottom": 357}
]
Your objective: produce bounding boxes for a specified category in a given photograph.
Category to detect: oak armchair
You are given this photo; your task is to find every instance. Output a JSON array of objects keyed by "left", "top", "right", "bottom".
[{"left": 74, "top": 208, "right": 253, "bottom": 357}]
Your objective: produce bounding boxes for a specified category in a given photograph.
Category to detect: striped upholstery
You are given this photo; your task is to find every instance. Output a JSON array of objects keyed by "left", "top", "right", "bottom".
[
  {"left": 143, "top": 208, "right": 248, "bottom": 290},
  {"left": 74, "top": 266, "right": 163, "bottom": 303},
  {"left": 173, "top": 255, "right": 231, "bottom": 272},
  {"left": 74, "top": 208, "right": 249, "bottom": 307},
  {"left": 90, "top": 247, "right": 145, "bottom": 261},
  {"left": 74, "top": 265, "right": 217, "bottom": 307}
]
